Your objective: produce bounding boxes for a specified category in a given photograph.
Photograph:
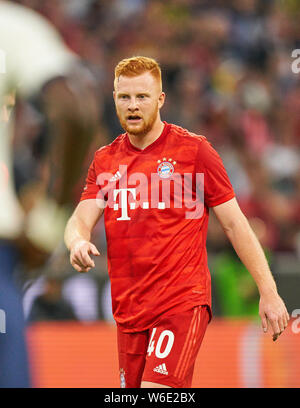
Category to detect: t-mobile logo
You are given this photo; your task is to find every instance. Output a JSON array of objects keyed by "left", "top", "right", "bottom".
[
  {"left": 96, "top": 165, "right": 204, "bottom": 220},
  {"left": 113, "top": 187, "right": 170, "bottom": 220},
  {"left": 0, "top": 309, "right": 6, "bottom": 334},
  {"left": 114, "top": 188, "right": 136, "bottom": 221}
]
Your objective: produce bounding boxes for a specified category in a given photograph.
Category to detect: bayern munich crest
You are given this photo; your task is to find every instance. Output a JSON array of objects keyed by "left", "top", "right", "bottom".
[{"left": 157, "top": 157, "right": 176, "bottom": 179}]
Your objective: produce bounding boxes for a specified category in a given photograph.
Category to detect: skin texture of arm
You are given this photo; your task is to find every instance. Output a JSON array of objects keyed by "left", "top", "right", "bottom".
[
  {"left": 64, "top": 199, "right": 104, "bottom": 273},
  {"left": 213, "top": 197, "right": 289, "bottom": 341}
]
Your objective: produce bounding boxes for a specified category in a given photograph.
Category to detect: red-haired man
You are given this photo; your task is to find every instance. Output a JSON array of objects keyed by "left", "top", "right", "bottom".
[{"left": 65, "top": 56, "right": 289, "bottom": 388}]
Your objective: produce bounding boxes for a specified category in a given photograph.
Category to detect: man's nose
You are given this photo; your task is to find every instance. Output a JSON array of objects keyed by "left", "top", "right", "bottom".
[{"left": 128, "top": 98, "right": 139, "bottom": 111}]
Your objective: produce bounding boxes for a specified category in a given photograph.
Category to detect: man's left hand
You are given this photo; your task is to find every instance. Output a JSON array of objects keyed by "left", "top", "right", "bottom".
[{"left": 259, "top": 292, "right": 290, "bottom": 341}]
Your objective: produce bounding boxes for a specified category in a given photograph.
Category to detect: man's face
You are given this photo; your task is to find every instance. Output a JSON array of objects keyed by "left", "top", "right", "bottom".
[{"left": 114, "top": 71, "right": 165, "bottom": 136}]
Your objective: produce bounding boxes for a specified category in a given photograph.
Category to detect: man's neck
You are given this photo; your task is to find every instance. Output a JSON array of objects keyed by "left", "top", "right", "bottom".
[{"left": 128, "top": 119, "right": 165, "bottom": 150}]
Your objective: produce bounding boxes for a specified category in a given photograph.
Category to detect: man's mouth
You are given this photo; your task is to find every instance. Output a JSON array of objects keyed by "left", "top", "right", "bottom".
[{"left": 127, "top": 115, "right": 142, "bottom": 123}]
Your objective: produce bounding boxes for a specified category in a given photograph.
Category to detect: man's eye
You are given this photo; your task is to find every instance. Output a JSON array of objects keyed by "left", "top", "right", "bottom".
[{"left": 138, "top": 95, "right": 145, "bottom": 99}]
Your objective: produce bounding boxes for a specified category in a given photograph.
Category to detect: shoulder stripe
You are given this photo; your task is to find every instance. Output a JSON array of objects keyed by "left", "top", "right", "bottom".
[
  {"left": 95, "top": 133, "right": 126, "bottom": 156},
  {"left": 180, "top": 306, "right": 201, "bottom": 380},
  {"left": 174, "top": 307, "right": 198, "bottom": 379},
  {"left": 170, "top": 127, "right": 206, "bottom": 143}
]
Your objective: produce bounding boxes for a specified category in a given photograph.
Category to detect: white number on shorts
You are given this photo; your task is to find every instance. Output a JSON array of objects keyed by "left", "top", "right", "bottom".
[
  {"left": 147, "top": 329, "right": 175, "bottom": 359},
  {"left": 147, "top": 328, "right": 157, "bottom": 356}
]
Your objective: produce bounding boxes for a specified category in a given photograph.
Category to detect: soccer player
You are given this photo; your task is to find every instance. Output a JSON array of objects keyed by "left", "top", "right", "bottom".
[{"left": 64, "top": 56, "right": 289, "bottom": 388}]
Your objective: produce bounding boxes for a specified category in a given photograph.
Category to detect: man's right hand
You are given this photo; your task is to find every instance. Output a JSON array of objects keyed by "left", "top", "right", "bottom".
[{"left": 70, "top": 239, "right": 100, "bottom": 273}]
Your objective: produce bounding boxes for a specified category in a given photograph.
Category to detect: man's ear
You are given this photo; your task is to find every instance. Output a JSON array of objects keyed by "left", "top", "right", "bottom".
[
  {"left": 113, "top": 91, "right": 116, "bottom": 102},
  {"left": 158, "top": 92, "right": 166, "bottom": 109}
]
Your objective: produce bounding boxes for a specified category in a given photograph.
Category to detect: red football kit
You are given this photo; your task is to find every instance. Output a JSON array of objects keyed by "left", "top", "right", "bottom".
[{"left": 80, "top": 122, "right": 235, "bottom": 387}]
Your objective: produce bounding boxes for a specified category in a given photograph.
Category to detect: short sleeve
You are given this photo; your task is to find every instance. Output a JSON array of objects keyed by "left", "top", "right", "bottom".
[
  {"left": 196, "top": 139, "right": 235, "bottom": 208},
  {"left": 80, "top": 155, "right": 100, "bottom": 202}
]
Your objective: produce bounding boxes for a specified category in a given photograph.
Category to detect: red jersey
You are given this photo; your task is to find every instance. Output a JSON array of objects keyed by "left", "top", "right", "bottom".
[{"left": 80, "top": 122, "right": 235, "bottom": 332}]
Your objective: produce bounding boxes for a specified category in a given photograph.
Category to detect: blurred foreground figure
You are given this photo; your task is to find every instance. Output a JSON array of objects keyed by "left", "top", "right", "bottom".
[{"left": 0, "top": 1, "right": 99, "bottom": 387}]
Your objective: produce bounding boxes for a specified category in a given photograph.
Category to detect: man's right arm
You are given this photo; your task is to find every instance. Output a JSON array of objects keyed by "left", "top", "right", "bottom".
[{"left": 64, "top": 199, "right": 104, "bottom": 273}]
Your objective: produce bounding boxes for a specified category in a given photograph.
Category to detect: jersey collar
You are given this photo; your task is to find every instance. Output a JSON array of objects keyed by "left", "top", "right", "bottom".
[{"left": 125, "top": 121, "right": 171, "bottom": 153}]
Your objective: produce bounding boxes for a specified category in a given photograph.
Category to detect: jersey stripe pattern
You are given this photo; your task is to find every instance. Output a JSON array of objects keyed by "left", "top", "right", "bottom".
[{"left": 80, "top": 122, "right": 235, "bottom": 332}]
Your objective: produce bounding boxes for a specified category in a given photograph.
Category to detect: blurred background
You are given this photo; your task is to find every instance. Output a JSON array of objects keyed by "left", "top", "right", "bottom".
[{"left": 0, "top": 0, "right": 300, "bottom": 388}]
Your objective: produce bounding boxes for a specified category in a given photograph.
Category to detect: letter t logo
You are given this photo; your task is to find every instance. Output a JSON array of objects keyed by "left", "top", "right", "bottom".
[{"left": 114, "top": 188, "right": 136, "bottom": 220}]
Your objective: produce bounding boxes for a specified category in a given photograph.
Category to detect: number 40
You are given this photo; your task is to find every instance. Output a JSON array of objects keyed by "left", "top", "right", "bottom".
[{"left": 147, "top": 328, "right": 175, "bottom": 359}]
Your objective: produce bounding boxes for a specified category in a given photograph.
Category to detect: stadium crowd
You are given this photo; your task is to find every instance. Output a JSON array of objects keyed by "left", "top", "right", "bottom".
[{"left": 11, "top": 0, "right": 300, "bottom": 319}]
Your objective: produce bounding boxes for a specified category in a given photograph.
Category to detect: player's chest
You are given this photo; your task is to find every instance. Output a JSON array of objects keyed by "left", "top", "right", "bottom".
[
  {"left": 102, "top": 152, "right": 195, "bottom": 184},
  {"left": 97, "top": 153, "right": 203, "bottom": 222}
]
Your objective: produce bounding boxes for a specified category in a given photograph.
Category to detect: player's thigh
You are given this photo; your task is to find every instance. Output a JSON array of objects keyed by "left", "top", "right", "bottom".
[
  {"left": 117, "top": 327, "right": 148, "bottom": 388},
  {"left": 142, "top": 305, "right": 210, "bottom": 388}
]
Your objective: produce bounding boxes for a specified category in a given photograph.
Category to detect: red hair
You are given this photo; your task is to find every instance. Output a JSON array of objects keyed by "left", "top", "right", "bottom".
[{"left": 114, "top": 56, "right": 162, "bottom": 90}]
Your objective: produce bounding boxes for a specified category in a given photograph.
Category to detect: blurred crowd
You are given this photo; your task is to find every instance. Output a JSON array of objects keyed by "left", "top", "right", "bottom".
[
  {"left": 13, "top": 0, "right": 300, "bottom": 253},
  {"left": 9, "top": 0, "right": 300, "bottom": 319}
]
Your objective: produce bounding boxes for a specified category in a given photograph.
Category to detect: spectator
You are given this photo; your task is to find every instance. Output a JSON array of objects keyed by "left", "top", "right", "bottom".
[{"left": 28, "top": 276, "right": 77, "bottom": 322}]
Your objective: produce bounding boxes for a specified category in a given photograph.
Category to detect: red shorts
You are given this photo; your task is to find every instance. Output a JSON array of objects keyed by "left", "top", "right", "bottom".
[{"left": 117, "top": 305, "right": 210, "bottom": 388}]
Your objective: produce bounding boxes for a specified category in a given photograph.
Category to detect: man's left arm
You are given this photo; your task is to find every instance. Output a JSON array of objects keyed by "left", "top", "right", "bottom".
[{"left": 212, "top": 197, "right": 290, "bottom": 341}]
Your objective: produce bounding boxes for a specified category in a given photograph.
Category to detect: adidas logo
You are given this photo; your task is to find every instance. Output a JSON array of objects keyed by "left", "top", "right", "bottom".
[
  {"left": 109, "top": 171, "right": 121, "bottom": 182},
  {"left": 153, "top": 363, "right": 168, "bottom": 375}
]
